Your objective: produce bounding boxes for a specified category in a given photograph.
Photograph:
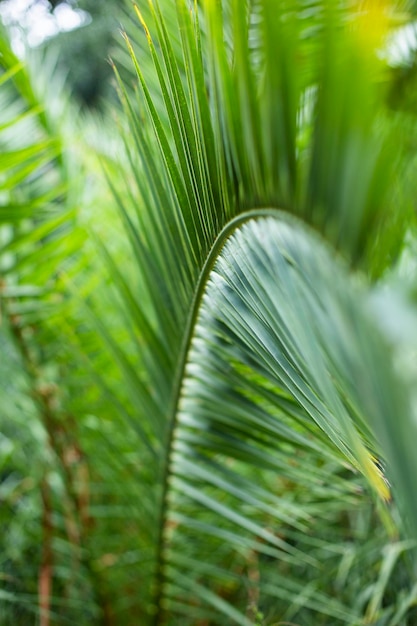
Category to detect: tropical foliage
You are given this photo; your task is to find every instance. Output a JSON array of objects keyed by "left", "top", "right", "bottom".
[{"left": 1, "top": 1, "right": 417, "bottom": 624}]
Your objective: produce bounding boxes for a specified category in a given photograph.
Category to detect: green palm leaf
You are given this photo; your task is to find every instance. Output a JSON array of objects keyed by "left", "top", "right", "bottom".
[
  {"left": 95, "top": 0, "right": 417, "bottom": 622},
  {"left": 2, "top": 0, "right": 417, "bottom": 624},
  {"left": 152, "top": 211, "right": 417, "bottom": 623}
]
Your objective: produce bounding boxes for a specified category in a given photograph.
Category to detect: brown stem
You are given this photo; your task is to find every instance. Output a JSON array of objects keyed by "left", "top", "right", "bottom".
[
  {"left": 4, "top": 299, "right": 114, "bottom": 626},
  {"left": 246, "top": 549, "right": 260, "bottom": 622},
  {"left": 39, "top": 477, "right": 53, "bottom": 626}
]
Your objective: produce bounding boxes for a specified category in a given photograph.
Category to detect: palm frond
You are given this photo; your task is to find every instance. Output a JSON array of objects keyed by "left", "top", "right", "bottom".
[
  {"left": 152, "top": 211, "right": 417, "bottom": 623},
  {"left": 93, "top": 0, "right": 417, "bottom": 623},
  {"left": 2, "top": 0, "right": 417, "bottom": 624}
]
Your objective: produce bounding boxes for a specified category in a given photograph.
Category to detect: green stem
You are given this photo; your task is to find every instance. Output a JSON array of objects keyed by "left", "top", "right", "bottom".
[{"left": 152, "top": 207, "right": 283, "bottom": 624}]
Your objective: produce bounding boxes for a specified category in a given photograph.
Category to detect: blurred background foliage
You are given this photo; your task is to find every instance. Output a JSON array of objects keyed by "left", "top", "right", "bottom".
[
  {"left": 0, "top": 0, "right": 127, "bottom": 109},
  {"left": 1, "top": 1, "right": 417, "bottom": 625}
]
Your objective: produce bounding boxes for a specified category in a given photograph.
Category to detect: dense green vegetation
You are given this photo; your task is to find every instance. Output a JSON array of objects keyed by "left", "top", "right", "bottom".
[{"left": 2, "top": 0, "right": 417, "bottom": 624}]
